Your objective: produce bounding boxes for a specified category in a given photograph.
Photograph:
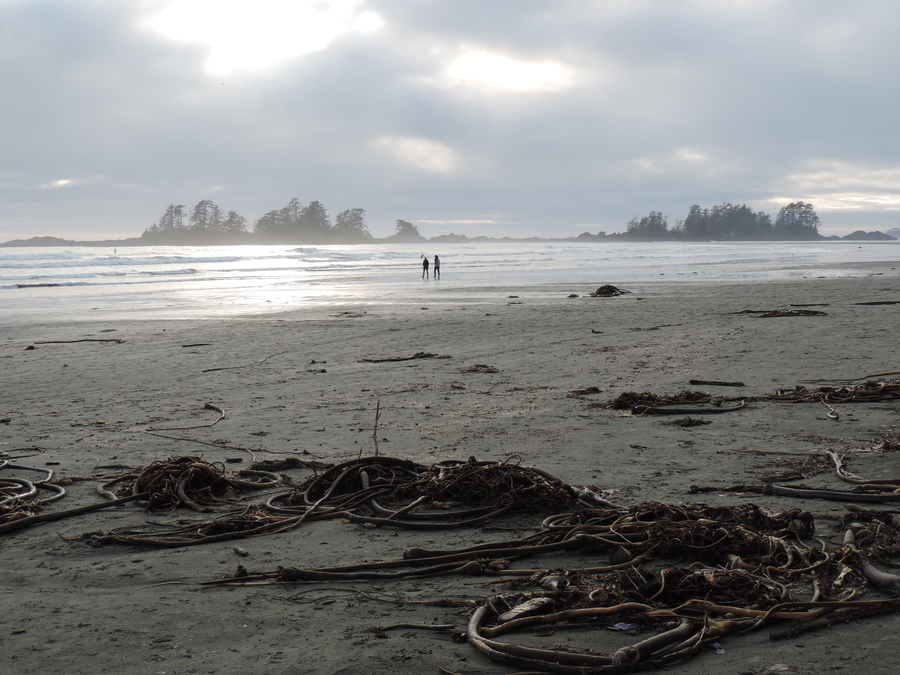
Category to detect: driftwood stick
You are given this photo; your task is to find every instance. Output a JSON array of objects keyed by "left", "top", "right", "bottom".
[
  {"left": 202, "top": 350, "right": 289, "bottom": 373},
  {"left": 361, "top": 352, "right": 449, "bottom": 363},
  {"left": 373, "top": 399, "right": 381, "bottom": 458},
  {"left": 689, "top": 379, "right": 745, "bottom": 387},
  {"left": 147, "top": 403, "right": 226, "bottom": 431},
  {"left": 33, "top": 339, "right": 125, "bottom": 344}
]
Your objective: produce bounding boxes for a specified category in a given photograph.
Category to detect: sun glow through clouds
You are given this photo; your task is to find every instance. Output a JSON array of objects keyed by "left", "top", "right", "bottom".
[
  {"left": 444, "top": 51, "right": 574, "bottom": 92},
  {"left": 374, "top": 136, "right": 457, "bottom": 174},
  {"left": 146, "top": 0, "right": 383, "bottom": 74}
]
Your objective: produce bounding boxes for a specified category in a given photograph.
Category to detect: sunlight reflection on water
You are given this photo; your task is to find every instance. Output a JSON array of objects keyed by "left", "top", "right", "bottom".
[{"left": 2, "top": 241, "right": 897, "bottom": 321}]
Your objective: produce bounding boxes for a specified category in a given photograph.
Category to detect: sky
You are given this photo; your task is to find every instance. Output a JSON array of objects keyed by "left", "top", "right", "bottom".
[{"left": 2, "top": 0, "right": 899, "bottom": 241}]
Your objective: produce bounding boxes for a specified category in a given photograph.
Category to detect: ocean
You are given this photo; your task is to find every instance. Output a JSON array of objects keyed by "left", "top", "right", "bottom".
[{"left": 1, "top": 241, "right": 898, "bottom": 321}]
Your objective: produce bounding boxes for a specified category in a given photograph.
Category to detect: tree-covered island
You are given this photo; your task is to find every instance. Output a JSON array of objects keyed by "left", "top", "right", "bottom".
[{"left": 2, "top": 198, "right": 896, "bottom": 247}]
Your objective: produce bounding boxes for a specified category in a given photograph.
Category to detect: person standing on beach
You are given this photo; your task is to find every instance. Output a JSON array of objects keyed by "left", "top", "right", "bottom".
[
  {"left": 433, "top": 255, "right": 440, "bottom": 279},
  {"left": 422, "top": 255, "right": 430, "bottom": 279}
]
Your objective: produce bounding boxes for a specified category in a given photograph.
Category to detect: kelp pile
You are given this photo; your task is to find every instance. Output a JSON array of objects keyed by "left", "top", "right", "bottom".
[
  {"left": 105, "top": 455, "right": 282, "bottom": 513},
  {"left": 0, "top": 459, "right": 65, "bottom": 525},
  {"left": 591, "top": 390, "right": 717, "bottom": 410},
  {"left": 268, "top": 457, "right": 583, "bottom": 530},
  {"left": 769, "top": 379, "right": 900, "bottom": 403},
  {"left": 73, "top": 457, "right": 591, "bottom": 546},
  {"left": 208, "top": 501, "right": 900, "bottom": 672},
  {"left": 585, "top": 378, "right": 900, "bottom": 414}
]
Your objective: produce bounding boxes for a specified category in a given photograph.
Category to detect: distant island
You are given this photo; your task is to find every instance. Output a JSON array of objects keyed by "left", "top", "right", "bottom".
[{"left": 2, "top": 198, "right": 897, "bottom": 247}]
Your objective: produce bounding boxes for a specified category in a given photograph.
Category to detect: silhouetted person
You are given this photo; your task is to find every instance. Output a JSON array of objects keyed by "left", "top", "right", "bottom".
[
  {"left": 433, "top": 255, "right": 440, "bottom": 279},
  {"left": 422, "top": 256, "right": 429, "bottom": 278}
]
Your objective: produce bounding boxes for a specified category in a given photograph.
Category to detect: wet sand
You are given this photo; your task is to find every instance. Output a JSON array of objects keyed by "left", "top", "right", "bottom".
[{"left": 2, "top": 273, "right": 900, "bottom": 674}]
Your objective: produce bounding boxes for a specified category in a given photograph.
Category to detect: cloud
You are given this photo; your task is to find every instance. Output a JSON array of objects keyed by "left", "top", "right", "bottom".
[
  {"left": 2, "top": 0, "right": 900, "bottom": 240},
  {"left": 373, "top": 136, "right": 458, "bottom": 174},
  {"left": 145, "top": 0, "right": 384, "bottom": 75},
  {"left": 439, "top": 50, "right": 575, "bottom": 93},
  {"left": 762, "top": 160, "right": 900, "bottom": 212}
]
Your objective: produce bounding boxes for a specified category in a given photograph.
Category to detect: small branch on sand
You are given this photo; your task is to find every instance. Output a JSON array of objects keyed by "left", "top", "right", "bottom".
[
  {"left": 147, "top": 403, "right": 226, "bottom": 431},
  {"left": 202, "top": 350, "right": 289, "bottom": 373},
  {"left": 361, "top": 352, "right": 451, "bottom": 363},
  {"left": 141, "top": 430, "right": 259, "bottom": 462},
  {"left": 689, "top": 379, "right": 745, "bottom": 387},
  {"left": 33, "top": 339, "right": 125, "bottom": 344}
]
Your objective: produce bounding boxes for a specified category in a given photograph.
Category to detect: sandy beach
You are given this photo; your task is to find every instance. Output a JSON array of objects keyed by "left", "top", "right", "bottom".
[{"left": 2, "top": 271, "right": 900, "bottom": 675}]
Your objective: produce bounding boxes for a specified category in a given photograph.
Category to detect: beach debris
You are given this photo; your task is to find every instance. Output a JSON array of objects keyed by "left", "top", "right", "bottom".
[
  {"left": 590, "top": 390, "right": 747, "bottom": 415},
  {"left": 593, "top": 390, "right": 716, "bottom": 410},
  {"left": 728, "top": 308, "right": 827, "bottom": 317},
  {"left": 203, "top": 498, "right": 900, "bottom": 674},
  {"left": 201, "top": 349, "right": 289, "bottom": 373},
  {"left": 757, "top": 309, "right": 827, "bottom": 317},
  {"left": 751, "top": 453, "right": 834, "bottom": 483},
  {"left": 1, "top": 492, "right": 143, "bottom": 535},
  {"left": 108, "top": 455, "right": 281, "bottom": 513},
  {"left": 0, "top": 462, "right": 62, "bottom": 524},
  {"left": 591, "top": 285, "right": 630, "bottom": 297},
  {"left": 32, "top": 338, "right": 126, "bottom": 344},
  {"left": 78, "top": 504, "right": 306, "bottom": 548},
  {"left": 268, "top": 457, "right": 579, "bottom": 529},
  {"left": 689, "top": 379, "right": 745, "bottom": 387},
  {"left": 632, "top": 401, "right": 745, "bottom": 415},
  {"left": 662, "top": 416, "right": 712, "bottom": 427},
  {"left": 460, "top": 364, "right": 499, "bottom": 373},
  {"left": 567, "top": 386, "right": 602, "bottom": 399},
  {"left": 361, "top": 351, "right": 452, "bottom": 363},
  {"left": 768, "top": 379, "right": 900, "bottom": 403}
]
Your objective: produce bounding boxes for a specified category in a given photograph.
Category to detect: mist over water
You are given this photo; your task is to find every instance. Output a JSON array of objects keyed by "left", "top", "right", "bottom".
[{"left": 2, "top": 241, "right": 897, "bottom": 321}]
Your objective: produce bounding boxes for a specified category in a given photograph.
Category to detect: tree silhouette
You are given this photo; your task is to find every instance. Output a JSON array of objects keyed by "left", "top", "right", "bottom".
[
  {"left": 335, "top": 208, "right": 371, "bottom": 240},
  {"left": 774, "top": 202, "right": 820, "bottom": 239},
  {"left": 626, "top": 211, "right": 668, "bottom": 239}
]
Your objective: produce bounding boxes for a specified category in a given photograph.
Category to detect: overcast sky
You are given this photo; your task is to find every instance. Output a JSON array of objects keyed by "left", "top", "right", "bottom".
[{"left": 2, "top": 0, "right": 899, "bottom": 241}]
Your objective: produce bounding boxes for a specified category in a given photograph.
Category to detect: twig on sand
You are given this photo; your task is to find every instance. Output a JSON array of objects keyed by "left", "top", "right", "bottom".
[
  {"left": 202, "top": 350, "right": 289, "bottom": 373},
  {"left": 147, "top": 403, "right": 226, "bottom": 431},
  {"left": 361, "top": 352, "right": 450, "bottom": 363},
  {"left": 689, "top": 379, "right": 745, "bottom": 387},
  {"left": 33, "top": 338, "right": 125, "bottom": 344},
  {"left": 141, "top": 431, "right": 259, "bottom": 462}
]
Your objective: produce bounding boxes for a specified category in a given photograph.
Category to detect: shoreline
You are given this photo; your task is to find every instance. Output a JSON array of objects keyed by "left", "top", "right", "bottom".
[
  {"left": 2, "top": 274, "right": 900, "bottom": 674},
  {"left": 3, "top": 254, "right": 900, "bottom": 327}
]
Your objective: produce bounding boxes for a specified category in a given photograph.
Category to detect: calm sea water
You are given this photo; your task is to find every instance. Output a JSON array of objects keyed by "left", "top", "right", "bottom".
[{"left": 1, "top": 241, "right": 897, "bottom": 321}]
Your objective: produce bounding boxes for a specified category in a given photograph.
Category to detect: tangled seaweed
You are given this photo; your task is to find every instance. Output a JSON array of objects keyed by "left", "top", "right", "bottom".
[
  {"left": 591, "top": 390, "right": 718, "bottom": 410},
  {"left": 0, "top": 460, "right": 65, "bottom": 525},
  {"left": 467, "top": 579, "right": 899, "bottom": 674},
  {"left": 592, "top": 285, "right": 630, "bottom": 297},
  {"left": 267, "top": 457, "right": 584, "bottom": 530},
  {"left": 769, "top": 379, "right": 900, "bottom": 403},
  {"left": 385, "top": 460, "right": 574, "bottom": 513},
  {"left": 110, "top": 455, "right": 281, "bottom": 513}
]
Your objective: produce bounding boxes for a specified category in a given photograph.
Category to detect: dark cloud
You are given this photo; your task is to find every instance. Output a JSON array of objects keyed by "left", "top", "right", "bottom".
[{"left": 1, "top": 0, "right": 898, "bottom": 240}]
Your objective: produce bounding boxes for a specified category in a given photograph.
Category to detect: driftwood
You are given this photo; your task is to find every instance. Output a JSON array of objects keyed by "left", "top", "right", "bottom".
[
  {"left": 689, "top": 379, "right": 745, "bottom": 387},
  {"left": 33, "top": 338, "right": 125, "bottom": 344},
  {"left": 146, "top": 403, "right": 226, "bottom": 431},
  {"left": 362, "top": 351, "right": 451, "bottom": 363},
  {"left": 728, "top": 309, "right": 827, "bottom": 316}
]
